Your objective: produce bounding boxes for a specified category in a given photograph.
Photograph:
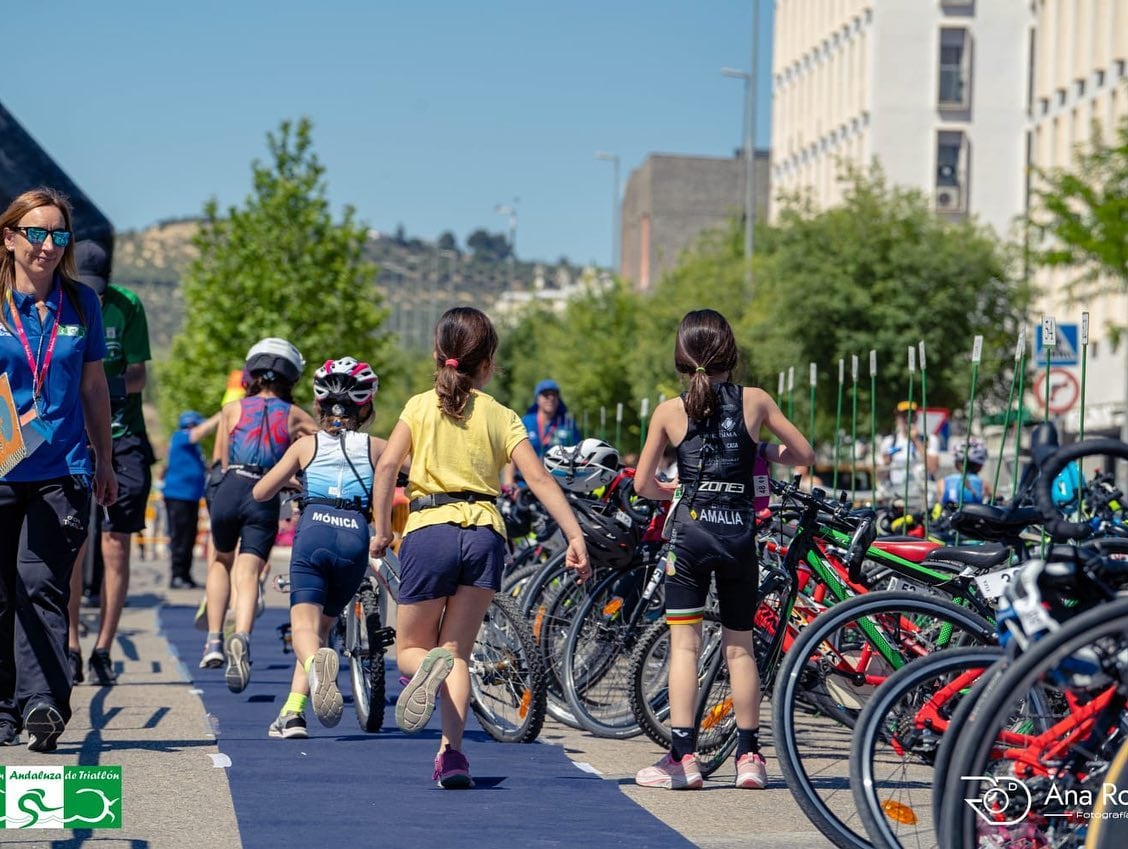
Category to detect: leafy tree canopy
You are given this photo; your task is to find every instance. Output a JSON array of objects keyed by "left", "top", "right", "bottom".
[
  {"left": 160, "top": 117, "right": 392, "bottom": 431},
  {"left": 1030, "top": 113, "right": 1128, "bottom": 300},
  {"left": 466, "top": 229, "right": 511, "bottom": 262}
]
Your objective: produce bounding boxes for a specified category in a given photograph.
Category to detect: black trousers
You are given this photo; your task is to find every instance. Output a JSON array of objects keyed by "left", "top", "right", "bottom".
[
  {"left": 0, "top": 476, "right": 90, "bottom": 726},
  {"left": 165, "top": 498, "right": 200, "bottom": 581}
]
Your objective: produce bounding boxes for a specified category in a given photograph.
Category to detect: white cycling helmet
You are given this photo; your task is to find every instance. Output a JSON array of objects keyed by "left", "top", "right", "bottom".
[
  {"left": 951, "top": 437, "right": 988, "bottom": 467},
  {"left": 544, "top": 438, "right": 620, "bottom": 493},
  {"left": 245, "top": 337, "right": 305, "bottom": 385},
  {"left": 314, "top": 357, "right": 379, "bottom": 405}
]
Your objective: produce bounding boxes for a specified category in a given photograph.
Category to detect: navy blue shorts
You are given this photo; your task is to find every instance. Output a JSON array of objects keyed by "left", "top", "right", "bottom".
[
  {"left": 208, "top": 472, "right": 280, "bottom": 560},
  {"left": 288, "top": 506, "right": 371, "bottom": 617},
  {"left": 398, "top": 523, "right": 506, "bottom": 604}
]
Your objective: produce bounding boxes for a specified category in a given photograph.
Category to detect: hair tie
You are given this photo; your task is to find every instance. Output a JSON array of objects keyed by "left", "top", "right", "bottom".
[
  {"left": 444, "top": 358, "right": 459, "bottom": 368},
  {"left": 695, "top": 366, "right": 706, "bottom": 374}
]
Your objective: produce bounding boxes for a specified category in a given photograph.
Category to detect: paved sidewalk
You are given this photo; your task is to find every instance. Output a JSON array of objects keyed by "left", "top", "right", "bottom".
[{"left": 3, "top": 548, "right": 836, "bottom": 849}]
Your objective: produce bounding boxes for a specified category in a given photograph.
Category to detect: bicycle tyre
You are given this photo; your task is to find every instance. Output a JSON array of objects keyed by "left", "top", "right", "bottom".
[
  {"left": 469, "top": 594, "right": 547, "bottom": 743},
  {"left": 939, "top": 596, "right": 1128, "bottom": 849},
  {"left": 772, "top": 590, "right": 994, "bottom": 849},
  {"left": 348, "top": 582, "right": 387, "bottom": 733},
  {"left": 534, "top": 576, "right": 591, "bottom": 728},
  {"left": 1086, "top": 736, "right": 1128, "bottom": 849},
  {"left": 850, "top": 645, "right": 1004, "bottom": 849},
  {"left": 561, "top": 566, "right": 658, "bottom": 738}
]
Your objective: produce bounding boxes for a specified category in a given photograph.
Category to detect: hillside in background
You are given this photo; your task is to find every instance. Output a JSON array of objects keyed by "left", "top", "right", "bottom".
[{"left": 113, "top": 219, "right": 590, "bottom": 356}]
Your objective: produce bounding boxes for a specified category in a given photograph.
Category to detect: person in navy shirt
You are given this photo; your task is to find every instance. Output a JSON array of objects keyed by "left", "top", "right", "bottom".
[
  {"left": 0, "top": 188, "right": 117, "bottom": 752},
  {"left": 162, "top": 410, "right": 220, "bottom": 589}
]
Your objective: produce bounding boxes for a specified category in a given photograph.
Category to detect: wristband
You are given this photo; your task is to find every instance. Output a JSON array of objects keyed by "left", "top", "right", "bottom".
[
  {"left": 107, "top": 375, "right": 127, "bottom": 400},
  {"left": 758, "top": 442, "right": 770, "bottom": 461}
]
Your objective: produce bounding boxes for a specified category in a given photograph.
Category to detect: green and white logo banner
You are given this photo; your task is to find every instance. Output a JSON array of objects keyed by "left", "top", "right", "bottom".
[{"left": 1, "top": 766, "right": 122, "bottom": 829}]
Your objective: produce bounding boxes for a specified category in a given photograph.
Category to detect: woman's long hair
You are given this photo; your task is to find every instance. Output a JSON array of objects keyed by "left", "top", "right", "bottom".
[
  {"left": 433, "top": 307, "right": 498, "bottom": 418},
  {"left": 1, "top": 188, "right": 84, "bottom": 332},
  {"left": 675, "top": 309, "right": 738, "bottom": 421}
]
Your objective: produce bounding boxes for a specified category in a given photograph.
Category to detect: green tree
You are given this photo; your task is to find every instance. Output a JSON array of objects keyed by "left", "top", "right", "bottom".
[
  {"left": 161, "top": 118, "right": 391, "bottom": 429},
  {"left": 1030, "top": 114, "right": 1128, "bottom": 303},
  {"left": 744, "top": 166, "right": 1029, "bottom": 436}
]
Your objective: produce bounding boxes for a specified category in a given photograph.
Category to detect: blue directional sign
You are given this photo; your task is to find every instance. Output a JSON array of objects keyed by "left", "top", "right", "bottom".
[{"left": 1035, "top": 323, "right": 1079, "bottom": 366}]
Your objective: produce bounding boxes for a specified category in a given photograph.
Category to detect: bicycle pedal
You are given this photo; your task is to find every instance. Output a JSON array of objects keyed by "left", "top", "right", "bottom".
[
  {"left": 371, "top": 626, "right": 396, "bottom": 649},
  {"left": 277, "top": 622, "right": 293, "bottom": 654}
]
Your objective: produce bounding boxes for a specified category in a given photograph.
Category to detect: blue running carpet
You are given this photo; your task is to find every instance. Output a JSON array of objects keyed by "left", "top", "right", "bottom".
[{"left": 161, "top": 605, "right": 697, "bottom": 849}]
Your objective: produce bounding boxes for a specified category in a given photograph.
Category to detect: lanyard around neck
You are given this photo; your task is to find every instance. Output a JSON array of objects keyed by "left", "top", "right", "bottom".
[{"left": 6, "top": 282, "right": 63, "bottom": 402}]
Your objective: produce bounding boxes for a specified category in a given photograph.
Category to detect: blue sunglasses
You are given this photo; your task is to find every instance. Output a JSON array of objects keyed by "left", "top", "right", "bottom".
[{"left": 11, "top": 226, "right": 72, "bottom": 247}]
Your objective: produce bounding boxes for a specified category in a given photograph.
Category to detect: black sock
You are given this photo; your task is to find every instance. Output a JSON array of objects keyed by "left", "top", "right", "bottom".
[
  {"left": 736, "top": 727, "right": 761, "bottom": 758},
  {"left": 671, "top": 726, "right": 697, "bottom": 761}
]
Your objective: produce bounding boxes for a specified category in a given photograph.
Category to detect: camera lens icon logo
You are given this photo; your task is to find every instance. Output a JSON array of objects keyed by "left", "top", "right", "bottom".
[{"left": 962, "top": 775, "right": 1033, "bottom": 826}]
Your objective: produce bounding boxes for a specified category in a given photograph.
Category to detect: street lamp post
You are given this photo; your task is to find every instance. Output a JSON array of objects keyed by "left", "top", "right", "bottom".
[
  {"left": 494, "top": 199, "right": 519, "bottom": 286},
  {"left": 722, "top": 0, "right": 760, "bottom": 292},
  {"left": 594, "top": 151, "right": 620, "bottom": 273}
]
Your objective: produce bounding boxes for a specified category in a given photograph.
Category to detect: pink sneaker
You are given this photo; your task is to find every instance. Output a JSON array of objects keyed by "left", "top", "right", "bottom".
[
  {"left": 735, "top": 752, "right": 767, "bottom": 789},
  {"left": 635, "top": 753, "right": 703, "bottom": 789},
  {"left": 433, "top": 745, "right": 473, "bottom": 789}
]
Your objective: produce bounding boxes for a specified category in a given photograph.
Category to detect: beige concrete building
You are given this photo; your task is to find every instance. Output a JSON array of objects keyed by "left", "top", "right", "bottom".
[
  {"left": 770, "top": 0, "right": 1031, "bottom": 238},
  {"left": 619, "top": 151, "right": 770, "bottom": 291},
  {"left": 1028, "top": 0, "right": 1128, "bottom": 435}
]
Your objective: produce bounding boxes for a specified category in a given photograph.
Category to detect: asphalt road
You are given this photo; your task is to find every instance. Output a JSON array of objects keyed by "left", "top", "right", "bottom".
[{"left": 3, "top": 547, "right": 838, "bottom": 849}]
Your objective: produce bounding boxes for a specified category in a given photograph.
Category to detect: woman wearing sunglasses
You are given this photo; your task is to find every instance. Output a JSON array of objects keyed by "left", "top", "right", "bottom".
[{"left": 0, "top": 187, "right": 117, "bottom": 752}]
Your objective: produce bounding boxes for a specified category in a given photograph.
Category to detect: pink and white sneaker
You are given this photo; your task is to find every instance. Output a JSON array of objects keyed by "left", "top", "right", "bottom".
[
  {"left": 734, "top": 752, "right": 767, "bottom": 789},
  {"left": 635, "top": 753, "right": 703, "bottom": 790}
]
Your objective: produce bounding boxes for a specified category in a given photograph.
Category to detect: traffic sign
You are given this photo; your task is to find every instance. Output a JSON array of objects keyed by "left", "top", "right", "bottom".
[
  {"left": 1034, "top": 323, "right": 1079, "bottom": 366},
  {"left": 1033, "top": 368, "right": 1080, "bottom": 414}
]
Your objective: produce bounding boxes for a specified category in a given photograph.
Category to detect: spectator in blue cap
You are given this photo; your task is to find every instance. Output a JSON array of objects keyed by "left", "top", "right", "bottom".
[
  {"left": 503, "top": 379, "right": 582, "bottom": 488},
  {"left": 523, "top": 379, "right": 582, "bottom": 459},
  {"left": 162, "top": 410, "right": 220, "bottom": 588}
]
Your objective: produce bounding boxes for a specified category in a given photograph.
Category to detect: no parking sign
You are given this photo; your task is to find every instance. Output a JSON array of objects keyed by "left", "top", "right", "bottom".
[{"left": 1033, "top": 368, "right": 1080, "bottom": 414}]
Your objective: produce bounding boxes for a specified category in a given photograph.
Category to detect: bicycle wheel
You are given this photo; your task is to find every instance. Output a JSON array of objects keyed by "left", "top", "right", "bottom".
[
  {"left": 772, "top": 590, "right": 994, "bottom": 849},
  {"left": 561, "top": 566, "right": 661, "bottom": 738},
  {"left": 533, "top": 575, "right": 591, "bottom": 727},
  {"left": 1086, "top": 736, "right": 1128, "bottom": 849},
  {"left": 347, "top": 581, "right": 388, "bottom": 733},
  {"left": 850, "top": 645, "right": 1004, "bottom": 849},
  {"left": 939, "top": 596, "right": 1128, "bottom": 849},
  {"left": 627, "top": 611, "right": 726, "bottom": 749},
  {"left": 469, "top": 594, "right": 547, "bottom": 743}
]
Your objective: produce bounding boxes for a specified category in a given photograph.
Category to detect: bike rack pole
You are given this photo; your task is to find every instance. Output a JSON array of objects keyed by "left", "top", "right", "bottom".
[
  {"left": 1079, "top": 312, "right": 1089, "bottom": 481},
  {"left": 960, "top": 336, "right": 983, "bottom": 512},
  {"left": 833, "top": 358, "right": 844, "bottom": 494},
  {"left": 918, "top": 341, "right": 929, "bottom": 535},
  {"left": 994, "top": 327, "right": 1025, "bottom": 499},
  {"left": 787, "top": 366, "right": 795, "bottom": 421},
  {"left": 809, "top": 363, "right": 817, "bottom": 461},
  {"left": 869, "top": 350, "right": 877, "bottom": 507},
  {"left": 904, "top": 346, "right": 915, "bottom": 516},
  {"left": 851, "top": 355, "right": 859, "bottom": 505}
]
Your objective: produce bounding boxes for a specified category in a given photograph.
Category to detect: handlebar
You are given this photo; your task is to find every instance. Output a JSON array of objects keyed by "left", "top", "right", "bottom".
[{"left": 1036, "top": 438, "right": 1128, "bottom": 541}]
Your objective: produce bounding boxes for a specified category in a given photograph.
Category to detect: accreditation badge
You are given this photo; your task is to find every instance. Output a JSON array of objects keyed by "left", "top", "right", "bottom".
[{"left": 0, "top": 374, "right": 55, "bottom": 476}]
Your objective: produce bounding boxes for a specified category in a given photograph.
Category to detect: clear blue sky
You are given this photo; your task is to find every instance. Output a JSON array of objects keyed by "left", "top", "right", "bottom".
[{"left": 6, "top": 0, "right": 772, "bottom": 268}]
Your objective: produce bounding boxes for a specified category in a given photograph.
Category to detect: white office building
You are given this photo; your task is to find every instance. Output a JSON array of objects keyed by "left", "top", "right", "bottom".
[
  {"left": 1028, "top": 0, "right": 1128, "bottom": 435},
  {"left": 770, "top": 0, "right": 1032, "bottom": 239}
]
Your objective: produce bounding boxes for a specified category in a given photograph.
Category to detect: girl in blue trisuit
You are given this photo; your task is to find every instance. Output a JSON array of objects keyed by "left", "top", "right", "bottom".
[{"left": 252, "top": 357, "right": 383, "bottom": 738}]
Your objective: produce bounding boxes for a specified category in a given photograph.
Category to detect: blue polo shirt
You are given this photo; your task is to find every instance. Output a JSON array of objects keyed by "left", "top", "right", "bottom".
[{"left": 0, "top": 279, "right": 106, "bottom": 482}]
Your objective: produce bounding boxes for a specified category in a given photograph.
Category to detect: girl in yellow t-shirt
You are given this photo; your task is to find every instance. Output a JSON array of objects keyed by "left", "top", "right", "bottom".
[{"left": 371, "top": 307, "right": 589, "bottom": 788}]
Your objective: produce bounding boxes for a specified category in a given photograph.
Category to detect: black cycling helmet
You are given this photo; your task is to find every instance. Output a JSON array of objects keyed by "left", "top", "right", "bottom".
[{"left": 571, "top": 496, "right": 639, "bottom": 571}]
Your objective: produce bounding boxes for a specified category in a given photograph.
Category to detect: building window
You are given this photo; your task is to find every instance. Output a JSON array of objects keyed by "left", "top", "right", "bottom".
[
  {"left": 938, "top": 28, "right": 971, "bottom": 109},
  {"left": 935, "top": 131, "right": 969, "bottom": 214}
]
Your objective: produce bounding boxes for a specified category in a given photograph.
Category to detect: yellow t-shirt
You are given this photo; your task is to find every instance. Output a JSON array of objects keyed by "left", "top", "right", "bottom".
[{"left": 399, "top": 388, "right": 528, "bottom": 538}]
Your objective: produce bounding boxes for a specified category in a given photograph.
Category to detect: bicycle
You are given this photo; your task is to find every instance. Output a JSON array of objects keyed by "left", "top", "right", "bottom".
[
  {"left": 275, "top": 571, "right": 395, "bottom": 732},
  {"left": 370, "top": 552, "right": 548, "bottom": 743}
]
